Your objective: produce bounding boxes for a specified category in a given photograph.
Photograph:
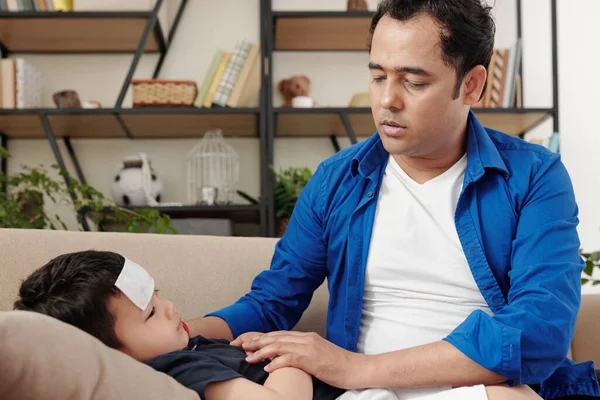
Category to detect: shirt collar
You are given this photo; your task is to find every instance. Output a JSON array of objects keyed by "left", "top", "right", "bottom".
[{"left": 351, "top": 110, "right": 509, "bottom": 181}]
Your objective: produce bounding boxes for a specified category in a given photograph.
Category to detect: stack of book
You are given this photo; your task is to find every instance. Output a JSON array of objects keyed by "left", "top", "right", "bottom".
[
  {"left": 474, "top": 39, "right": 523, "bottom": 109},
  {"left": 0, "top": 0, "right": 72, "bottom": 11},
  {"left": 194, "top": 40, "right": 261, "bottom": 109},
  {"left": 0, "top": 58, "right": 43, "bottom": 109}
]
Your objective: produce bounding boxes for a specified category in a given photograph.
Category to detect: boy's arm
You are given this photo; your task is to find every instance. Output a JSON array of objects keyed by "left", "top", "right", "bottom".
[{"left": 205, "top": 367, "right": 312, "bottom": 400}]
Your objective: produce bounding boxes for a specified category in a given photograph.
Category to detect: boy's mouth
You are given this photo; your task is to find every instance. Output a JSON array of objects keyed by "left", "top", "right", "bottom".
[{"left": 181, "top": 320, "right": 190, "bottom": 337}]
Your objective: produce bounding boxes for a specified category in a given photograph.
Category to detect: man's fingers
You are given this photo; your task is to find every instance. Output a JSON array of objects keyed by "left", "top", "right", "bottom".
[
  {"left": 230, "top": 332, "right": 264, "bottom": 347},
  {"left": 246, "top": 342, "right": 304, "bottom": 364},
  {"left": 264, "top": 354, "right": 296, "bottom": 373},
  {"left": 242, "top": 334, "right": 306, "bottom": 352}
]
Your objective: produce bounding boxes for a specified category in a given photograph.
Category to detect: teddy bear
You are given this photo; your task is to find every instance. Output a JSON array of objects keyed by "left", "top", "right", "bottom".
[
  {"left": 277, "top": 75, "right": 310, "bottom": 107},
  {"left": 347, "top": 0, "right": 368, "bottom": 11}
]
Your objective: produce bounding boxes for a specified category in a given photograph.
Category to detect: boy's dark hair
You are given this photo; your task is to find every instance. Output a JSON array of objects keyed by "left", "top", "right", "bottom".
[
  {"left": 14, "top": 250, "right": 125, "bottom": 349},
  {"left": 368, "top": 0, "right": 496, "bottom": 99}
]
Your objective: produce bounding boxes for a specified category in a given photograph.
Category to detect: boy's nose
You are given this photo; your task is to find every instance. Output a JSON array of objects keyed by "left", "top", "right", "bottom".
[{"left": 166, "top": 301, "right": 175, "bottom": 319}]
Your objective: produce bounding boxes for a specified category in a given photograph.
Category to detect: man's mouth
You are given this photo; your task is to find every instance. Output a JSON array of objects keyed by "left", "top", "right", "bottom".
[
  {"left": 382, "top": 119, "right": 405, "bottom": 128},
  {"left": 381, "top": 120, "right": 407, "bottom": 137}
]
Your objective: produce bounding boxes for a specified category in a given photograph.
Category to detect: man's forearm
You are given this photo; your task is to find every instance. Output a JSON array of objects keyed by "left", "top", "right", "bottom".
[
  {"left": 185, "top": 316, "right": 234, "bottom": 341},
  {"left": 358, "top": 340, "right": 506, "bottom": 389}
]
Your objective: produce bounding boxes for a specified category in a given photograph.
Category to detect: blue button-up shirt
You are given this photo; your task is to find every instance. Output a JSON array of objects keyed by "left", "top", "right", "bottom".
[{"left": 210, "top": 111, "right": 600, "bottom": 398}]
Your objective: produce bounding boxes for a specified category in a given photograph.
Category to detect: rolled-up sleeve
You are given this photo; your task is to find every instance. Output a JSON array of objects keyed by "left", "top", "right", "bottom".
[
  {"left": 207, "top": 164, "right": 329, "bottom": 339},
  {"left": 445, "top": 153, "right": 583, "bottom": 385}
]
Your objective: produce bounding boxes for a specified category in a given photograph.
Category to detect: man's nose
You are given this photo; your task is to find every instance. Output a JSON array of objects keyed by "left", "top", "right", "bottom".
[{"left": 381, "top": 82, "right": 404, "bottom": 111}]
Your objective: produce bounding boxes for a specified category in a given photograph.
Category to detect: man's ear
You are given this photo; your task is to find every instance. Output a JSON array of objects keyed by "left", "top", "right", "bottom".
[{"left": 463, "top": 65, "right": 487, "bottom": 106}]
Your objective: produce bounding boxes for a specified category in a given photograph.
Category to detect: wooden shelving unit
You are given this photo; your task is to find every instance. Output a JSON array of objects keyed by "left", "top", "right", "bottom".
[
  {"left": 0, "top": 0, "right": 271, "bottom": 236},
  {"left": 0, "top": 0, "right": 561, "bottom": 237},
  {"left": 0, "top": 11, "right": 164, "bottom": 54}
]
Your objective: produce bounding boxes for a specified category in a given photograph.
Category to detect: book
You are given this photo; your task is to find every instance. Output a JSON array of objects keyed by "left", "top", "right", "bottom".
[
  {"left": 202, "top": 51, "right": 231, "bottom": 108},
  {"left": 226, "top": 44, "right": 260, "bottom": 108},
  {"left": 502, "top": 39, "right": 522, "bottom": 108},
  {"left": 488, "top": 48, "right": 509, "bottom": 108},
  {"left": 15, "top": 58, "right": 42, "bottom": 108},
  {"left": 0, "top": 59, "right": 16, "bottom": 108},
  {"left": 52, "top": 0, "right": 72, "bottom": 11},
  {"left": 213, "top": 40, "right": 252, "bottom": 107},
  {"left": 547, "top": 132, "right": 560, "bottom": 153},
  {"left": 193, "top": 49, "right": 225, "bottom": 108}
]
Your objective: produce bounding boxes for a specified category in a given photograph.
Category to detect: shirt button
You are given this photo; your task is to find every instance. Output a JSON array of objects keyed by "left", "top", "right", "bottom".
[{"left": 367, "top": 192, "right": 374, "bottom": 198}]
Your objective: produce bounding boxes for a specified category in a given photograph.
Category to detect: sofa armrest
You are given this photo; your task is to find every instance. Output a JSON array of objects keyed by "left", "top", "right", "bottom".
[
  {"left": 572, "top": 294, "right": 600, "bottom": 365},
  {"left": 0, "top": 311, "right": 199, "bottom": 400}
]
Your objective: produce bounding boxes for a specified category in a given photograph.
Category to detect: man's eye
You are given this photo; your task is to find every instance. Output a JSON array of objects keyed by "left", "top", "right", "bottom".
[
  {"left": 405, "top": 81, "right": 426, "bottom": 89},
  {"left": 372, "top": 76, "right": 385, "bottom": 83}
]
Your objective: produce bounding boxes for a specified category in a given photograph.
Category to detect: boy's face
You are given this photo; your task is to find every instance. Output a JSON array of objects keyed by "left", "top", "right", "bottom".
[{"left": 110, "top": 290, "right": 190, "bottom": 361}]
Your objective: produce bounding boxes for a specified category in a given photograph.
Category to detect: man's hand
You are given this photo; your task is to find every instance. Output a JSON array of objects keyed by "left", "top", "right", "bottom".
[
  {"left": 230, "top": 331, "right": 265, "bottom": 357},
  {"left": 242, "top": 331, "right": 366, "bottom": 390}
]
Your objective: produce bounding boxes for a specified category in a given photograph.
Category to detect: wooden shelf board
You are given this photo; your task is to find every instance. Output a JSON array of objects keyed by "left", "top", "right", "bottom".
[
  {"left": 121, "top": 111, "right": 258, "bottom": 138},
  {"left": 473, "top": 109, "right": 551, "bottom": 136},
  {"left": 276, "top": 108, "right": 553, "bottom": 138},
  {"left": 0, "top": 113, "right": 44, "bottom": 137},
  {"left": 275, "top": 15, "right": 372, "bottom": 51},
  {"left": 0, "top": 108, "right": 260, "bottom": 138},
  {"left": 0, "top": 12, "right": 160, "bottom": 53},
  {"left": 48, "top": 114, "right": 125, "bottom": 138}
]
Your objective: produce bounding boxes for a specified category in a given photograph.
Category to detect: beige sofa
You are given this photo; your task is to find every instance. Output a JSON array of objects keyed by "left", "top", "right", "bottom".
[{"left": 0, "top": 228, "right": 599, "bottom": 399}]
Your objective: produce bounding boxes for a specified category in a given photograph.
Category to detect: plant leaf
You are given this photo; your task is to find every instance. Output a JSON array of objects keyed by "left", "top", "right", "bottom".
[{"left": 584, "top": 260, "right": 595, "bottom": 277}]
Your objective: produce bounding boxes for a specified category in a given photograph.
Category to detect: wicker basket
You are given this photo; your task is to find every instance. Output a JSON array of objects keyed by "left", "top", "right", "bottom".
[{"left": 131, "top": 79, "right": 198, "bottom": 107}]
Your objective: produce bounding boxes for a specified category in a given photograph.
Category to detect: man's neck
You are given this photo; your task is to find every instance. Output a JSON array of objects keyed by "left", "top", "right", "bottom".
[{"left": 392, "top": 142, "right": 467, "bottom": 185}]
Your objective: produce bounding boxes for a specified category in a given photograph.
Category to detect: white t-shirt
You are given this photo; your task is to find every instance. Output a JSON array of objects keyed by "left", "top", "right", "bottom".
[{"left": 355, "top": 154, "right": 493, "bottom": 400}]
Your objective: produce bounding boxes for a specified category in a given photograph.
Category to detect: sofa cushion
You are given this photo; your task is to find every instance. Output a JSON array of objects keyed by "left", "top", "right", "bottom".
[{"left": 0, "top": 310, "right": 199, "bottom": 400}]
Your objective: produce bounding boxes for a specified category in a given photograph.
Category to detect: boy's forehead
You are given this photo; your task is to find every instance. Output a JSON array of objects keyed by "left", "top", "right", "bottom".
[{"left": 114, "top": 258, "right": 155, "bottom": 311}]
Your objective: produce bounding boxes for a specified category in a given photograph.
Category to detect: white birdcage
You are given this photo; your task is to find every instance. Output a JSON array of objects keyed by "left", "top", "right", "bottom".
[{"left": 186, "top": 129, "right": 240, "bottom": 205}]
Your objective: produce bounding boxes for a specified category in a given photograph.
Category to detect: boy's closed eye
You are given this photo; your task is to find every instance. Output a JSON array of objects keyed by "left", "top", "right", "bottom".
[
  {"left": 144, "top": 289, "right": 161, "bottom": 321},
  {"left": 145, "top": 307, "right": 156, "bottom": 321}
]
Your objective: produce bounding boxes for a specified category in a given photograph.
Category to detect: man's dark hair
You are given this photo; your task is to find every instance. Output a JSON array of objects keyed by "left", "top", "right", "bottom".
[
  {"left": 14, "top": 250, "right": 125, "bottom": 349},
  {"left": 368, "top": 0, "right": 496, "bottom": 99}
]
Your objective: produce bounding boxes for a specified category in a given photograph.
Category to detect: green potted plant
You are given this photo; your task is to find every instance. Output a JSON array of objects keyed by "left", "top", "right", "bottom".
[
  {"left": 581, "top": 250, "right": 600, "bottom": 286},
  {"left": 238, "top": 165, "right": 313, "bottom": 237},
  {"left": 0, "top": 147, "right": 175, "bottom": 233}
]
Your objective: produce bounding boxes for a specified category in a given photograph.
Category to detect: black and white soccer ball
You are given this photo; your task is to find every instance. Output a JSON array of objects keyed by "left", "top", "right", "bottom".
[{"left": 111, "top": 166, "right": 163, "bottom": 207}]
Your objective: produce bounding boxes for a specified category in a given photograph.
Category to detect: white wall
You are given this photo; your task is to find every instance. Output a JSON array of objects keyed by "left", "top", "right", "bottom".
[{"left": 5, "top": 0, "right": 599, "bottom": 252}]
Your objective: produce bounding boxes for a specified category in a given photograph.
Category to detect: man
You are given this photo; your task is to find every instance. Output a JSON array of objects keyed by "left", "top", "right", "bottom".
[{"left": 187, "top": 1, "right": 600, "bottom": 399}]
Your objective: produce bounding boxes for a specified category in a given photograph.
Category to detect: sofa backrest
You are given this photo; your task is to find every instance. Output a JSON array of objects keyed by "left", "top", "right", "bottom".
[
  {"left": 1, "top": 228, "right": 599, "bottom": 366},
  {"left": 0, "top": 229, "right": 328, "bottom": 336}
]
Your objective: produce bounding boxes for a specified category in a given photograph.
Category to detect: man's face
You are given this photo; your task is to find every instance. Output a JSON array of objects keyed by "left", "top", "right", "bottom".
[
  {"left": 369, "top": 14, "right": 471, "bottom": 159},
  {"left": 110, "top": 290, "right": 189, "bottom": 362}
]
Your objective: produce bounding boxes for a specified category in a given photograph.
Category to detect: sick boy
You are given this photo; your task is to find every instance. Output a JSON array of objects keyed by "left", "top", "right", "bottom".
[{"left": 14, "top": 250, "right": 345, "bottom": 400}]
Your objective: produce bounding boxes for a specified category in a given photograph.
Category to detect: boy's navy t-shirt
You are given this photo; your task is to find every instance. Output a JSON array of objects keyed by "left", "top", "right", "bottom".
[{"left": 146, "top": 336, "right": 345, "bottom": 400}]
